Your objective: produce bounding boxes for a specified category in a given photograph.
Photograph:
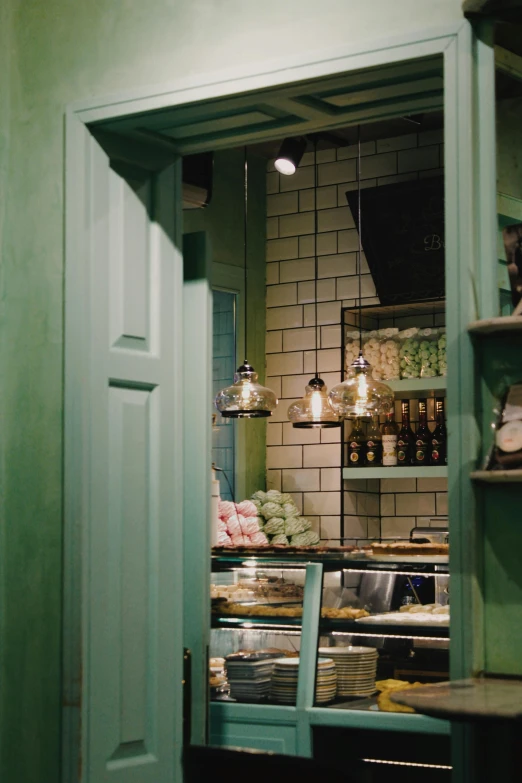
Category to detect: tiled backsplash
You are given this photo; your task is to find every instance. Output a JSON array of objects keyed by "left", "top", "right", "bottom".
[{"left": 265, "top": 130, "right": 447, "bottom": 542}]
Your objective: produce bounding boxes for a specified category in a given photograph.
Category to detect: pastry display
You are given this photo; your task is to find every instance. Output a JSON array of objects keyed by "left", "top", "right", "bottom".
[
  {"left": 399, "top": 602, "right": 449, "bottom": 615},
  {"left": 210, "top": 584, "right": 257, "bottom": 601},
  {"left": 215, "top": 602, "right": 303, "bottom": 617},
  {"left": 212, "top": 544, "right": 357, "bottom": 555},
  {"left": 370, "top": 542, "right": 448, "bottom": 556},
  {"left": 213, "top": 601, "right": 369, "bottom": 620},
  {"left": 250, "top": 489, "right": 319, "bottom": 547},
  {"left": 217, "top": 498, "right": 269, "bottom": 547},
  {"left": 356, "top": 608, "right": 449, "bottom": 626},
  {"left": 375, "top": 679, "right": 424, "bottom": 713},
  {"left": 321, "top": 606, "right": 370, "bottom": 620}
]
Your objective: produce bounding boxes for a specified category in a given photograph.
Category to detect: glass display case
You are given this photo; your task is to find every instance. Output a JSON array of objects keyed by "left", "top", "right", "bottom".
[
  {"left": 210, "top": 549, "right": 451, "bottom": 775},
  {"left": 211, "top": 549, "right": 449, "bottom": 707}
]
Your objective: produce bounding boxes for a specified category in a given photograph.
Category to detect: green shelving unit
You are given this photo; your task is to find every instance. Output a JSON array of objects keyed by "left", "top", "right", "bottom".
[
  {"left": 343, "top": 466, "right": 448, "bottom": 480},
  {"left": 386, "top": 377, "right": 447, "bottom": 397}
]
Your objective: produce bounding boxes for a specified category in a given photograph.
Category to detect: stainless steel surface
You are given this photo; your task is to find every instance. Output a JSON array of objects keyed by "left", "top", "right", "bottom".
[
  {"left": 410, "top": 523, "right": 448, "bottom": 543},
  {"left": 359, "top": 571, "right": 398, "bottom": 614}
]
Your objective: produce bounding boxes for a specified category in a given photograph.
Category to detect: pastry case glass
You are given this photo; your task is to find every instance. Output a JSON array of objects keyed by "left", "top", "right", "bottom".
[{"left": 210, "top": 545, "right": 449, "bottom": 711}]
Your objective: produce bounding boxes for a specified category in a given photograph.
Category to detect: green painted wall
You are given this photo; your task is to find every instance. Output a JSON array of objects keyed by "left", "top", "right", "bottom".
[
  {"left": 0, "top": 2, "right": 464, "bottom": 781},
  {"left": 184, "top": 149, "right": 267, "bottom": 498},
  {"left": 497, "top": 97, "right": 522, "bottom": 201}
]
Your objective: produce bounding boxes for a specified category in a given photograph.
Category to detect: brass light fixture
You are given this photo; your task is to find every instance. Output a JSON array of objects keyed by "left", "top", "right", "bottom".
[
  {"left": 214, "top": 148, "right": 278, "bottom": 418},
  {"left": 288, "top": 138, "right": 341, "bottom": 429},
  {"left": 329, "top": 128, "right": 394, "bottom": 419}
]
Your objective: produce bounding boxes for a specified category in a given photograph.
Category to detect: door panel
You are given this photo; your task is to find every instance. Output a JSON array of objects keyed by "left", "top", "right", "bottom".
[
  {"left": 108, "top": 176, "right": 152, "bottom": 350},
  {"left": 82, "top": 132, "right": 184, "bottom": 783}
]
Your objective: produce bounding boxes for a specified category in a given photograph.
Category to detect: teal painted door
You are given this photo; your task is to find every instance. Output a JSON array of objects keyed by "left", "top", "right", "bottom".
[{"left": 77, "top": 132, "right": 184, "bottom": 782}]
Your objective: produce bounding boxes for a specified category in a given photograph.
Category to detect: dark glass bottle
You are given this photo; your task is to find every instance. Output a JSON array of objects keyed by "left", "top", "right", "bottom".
[
  {"left": 431, "top": 397, "right": 447, "bottom": 465},
  {"left": 381, "top": 410, "right": 398, "bottom": 467},
  {"left": 413, "top": 398, "right": 432, "bottom": 465},
  {"left": 365, "top": 415, "right": 383, "bottom": 467},
  {"left": 348, "top": 418, "right": 366, "bottom": 467},
  {"left": 397, "top": 400, "right": 415, "bottom": 466}
]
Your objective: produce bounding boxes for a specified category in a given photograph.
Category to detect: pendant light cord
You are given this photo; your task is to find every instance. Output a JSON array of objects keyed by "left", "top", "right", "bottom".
[
  {"left": 313, "top": 137, "right": 319, "bottom": 380},
  {"left": 244, "top": 146, "right": 248, "bottom": 363},
  {"left": 357, "top": 125, "right": 363, "bottom": 354}
]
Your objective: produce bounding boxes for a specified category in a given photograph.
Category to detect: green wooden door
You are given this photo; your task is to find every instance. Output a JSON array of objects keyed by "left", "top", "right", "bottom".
[{"left": 66, "top": 128, "right": 185, "bottom": 782}]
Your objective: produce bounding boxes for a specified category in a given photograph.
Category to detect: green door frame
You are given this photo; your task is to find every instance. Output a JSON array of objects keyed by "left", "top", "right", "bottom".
[{"left": 64, "top": 19, "right": 496, "bottom": 782}]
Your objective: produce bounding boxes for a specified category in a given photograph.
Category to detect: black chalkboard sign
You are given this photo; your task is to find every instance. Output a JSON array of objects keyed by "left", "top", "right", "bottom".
[{"left": 346, "top": 178, "right": 444, "bottom": 305}]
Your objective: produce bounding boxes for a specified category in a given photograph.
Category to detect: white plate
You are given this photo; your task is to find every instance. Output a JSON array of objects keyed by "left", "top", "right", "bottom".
[{"left": 319, "top": 646, "right": 378, "bottom": 656}]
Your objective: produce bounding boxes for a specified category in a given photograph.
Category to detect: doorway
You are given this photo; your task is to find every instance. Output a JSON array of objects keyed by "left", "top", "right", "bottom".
[{"left": 63, "top": 22, "right": 493, "bottom": 783}]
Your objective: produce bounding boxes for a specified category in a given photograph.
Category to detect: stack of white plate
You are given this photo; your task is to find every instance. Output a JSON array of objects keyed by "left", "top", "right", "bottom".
[
  {"left": 318, "top": 646, "right": 378, "bottom": 698},
  {"left": 315, "top": 658, "right": 337, "bottom": 704},
  {"left": 269, "top": 657, "right": 337, "bottom": 705}
]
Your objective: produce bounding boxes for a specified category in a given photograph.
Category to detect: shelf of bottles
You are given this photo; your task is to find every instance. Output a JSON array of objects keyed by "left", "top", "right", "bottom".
[{"left": 343, "top": 396, "right": 447, "bottom": 475}]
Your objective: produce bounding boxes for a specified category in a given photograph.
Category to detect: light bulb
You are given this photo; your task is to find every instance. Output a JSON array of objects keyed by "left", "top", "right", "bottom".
[
  {"left": 241, "top": 381, "right": 253, "bottom": 403},
  {"left": 354, "top": 372, "right": 369, "bottom": 416},
  {"left": 310, "top": 390, "right": 324, "bottom": 420}
]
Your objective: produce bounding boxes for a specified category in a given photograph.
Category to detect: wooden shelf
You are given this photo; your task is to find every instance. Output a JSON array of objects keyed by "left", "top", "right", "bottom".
[
  {"left": 343, "top": 466, "right": 447, "bottom": 480},
  {"left": 468, "top": 315, "right": 522, "bottom": 335},
  {"left": 471, "top": 469, "right": 522, "bottom": 484},
  {"left": 386, "top": 376, "right": 446, "bottom": 398}
]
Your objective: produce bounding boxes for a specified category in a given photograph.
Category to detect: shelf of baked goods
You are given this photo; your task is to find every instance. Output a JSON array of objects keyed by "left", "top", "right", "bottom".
[
  {"left": 212, "top": 542, "right": 449, "bottom": 571},
  {"left": 211, "top": 542, "right": 449, "bottom": 638},
  {"left": 343, "top": 465, "right": 447, "bottom": 480}
]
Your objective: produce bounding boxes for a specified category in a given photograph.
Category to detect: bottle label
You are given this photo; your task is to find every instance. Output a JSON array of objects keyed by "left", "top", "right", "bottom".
[
  {"left": 349, "top": 442, "right": 362, "bottom": 465},
  {"left": 415, "top": 439, "right": 429, "bottom": 463},
  {"left": 431, "top": 437, "right": 444, "bottom": 464},
  {"left": 397, "top": 437, "right": 409, "bottom": 463},
  {"left": 382, "top": 434, "right": 397, "bottom": 466}
]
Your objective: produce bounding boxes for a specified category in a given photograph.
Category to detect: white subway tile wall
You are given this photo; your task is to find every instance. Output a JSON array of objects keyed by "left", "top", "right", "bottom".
[{"left": 265, "top": 132, "right": 447, "bottom": 541}]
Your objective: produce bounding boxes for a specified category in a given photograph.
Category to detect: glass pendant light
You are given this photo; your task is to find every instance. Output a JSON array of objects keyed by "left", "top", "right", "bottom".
[
  {"left": 214, "top": 148, "right": 278, "bottom": 419},
  {"left": 288, "top": 138, "right": 340, "bottom": 429},
  {"left": 329, "top": 128, "right": 394, "bottom": 419}
]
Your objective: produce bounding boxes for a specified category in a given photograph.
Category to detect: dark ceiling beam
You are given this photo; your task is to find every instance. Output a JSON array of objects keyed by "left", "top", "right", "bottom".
[{"left": 463, "top": 0, "right": 522, "bottom": 21}]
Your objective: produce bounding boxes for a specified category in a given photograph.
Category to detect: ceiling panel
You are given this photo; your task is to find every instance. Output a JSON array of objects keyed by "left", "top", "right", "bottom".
[{"left": 92, "top": 54, "right": 443, "bottom": 157}]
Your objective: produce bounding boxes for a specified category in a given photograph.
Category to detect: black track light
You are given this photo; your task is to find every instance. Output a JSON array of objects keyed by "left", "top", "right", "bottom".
[{"left": 274, "top": 136, "right": 307, "bottom": 176}]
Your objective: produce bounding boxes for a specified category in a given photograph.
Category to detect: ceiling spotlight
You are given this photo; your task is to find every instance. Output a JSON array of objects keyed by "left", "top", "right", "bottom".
[{"left": 274, "top": 137, "right": 307, "bottom": 176}]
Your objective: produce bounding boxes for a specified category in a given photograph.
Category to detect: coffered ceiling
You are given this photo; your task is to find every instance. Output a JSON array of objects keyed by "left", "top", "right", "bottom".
[{"left": 93, "top": 54, "right": 444, "bottom": 159}]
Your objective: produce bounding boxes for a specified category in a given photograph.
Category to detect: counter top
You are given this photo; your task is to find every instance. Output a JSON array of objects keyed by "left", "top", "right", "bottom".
[{"left": 390, "top": 677, "right": 522, "bottom": 721}]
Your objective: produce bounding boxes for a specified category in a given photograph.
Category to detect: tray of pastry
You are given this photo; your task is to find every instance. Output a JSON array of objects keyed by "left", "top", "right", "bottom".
[
  {"left": 355, "top": 603, "right": 449, "bottom": 627},
  {"left": 363, "top": 542, "right": 449, "bottom": 564}
]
